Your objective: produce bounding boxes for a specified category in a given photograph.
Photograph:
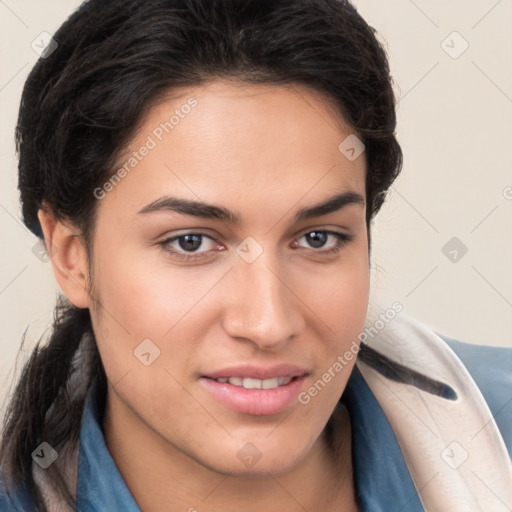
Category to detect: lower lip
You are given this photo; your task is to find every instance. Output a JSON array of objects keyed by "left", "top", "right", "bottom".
[{"left": 200, "top": 376, "right": 307, "bottom": 415}]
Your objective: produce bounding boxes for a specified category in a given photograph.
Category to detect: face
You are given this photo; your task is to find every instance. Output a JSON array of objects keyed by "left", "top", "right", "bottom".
[{"left": 88, "top": 80, "right": 369, "bottom": 476}]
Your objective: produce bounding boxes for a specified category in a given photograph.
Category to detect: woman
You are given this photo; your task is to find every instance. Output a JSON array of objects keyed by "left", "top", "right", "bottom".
[{"left": 1, "top": 0, "right": 511, "bottom": 510}]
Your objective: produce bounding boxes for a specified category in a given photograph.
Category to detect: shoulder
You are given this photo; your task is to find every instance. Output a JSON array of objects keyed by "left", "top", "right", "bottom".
[{"left": 439, "top": 334, "right": 512, "bottom": 457}]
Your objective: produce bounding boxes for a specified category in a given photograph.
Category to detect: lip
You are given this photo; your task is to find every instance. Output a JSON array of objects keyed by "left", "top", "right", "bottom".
[
  {"left": 200, "top": 375, "right": 307, "bottom": 415},
  {"left": 200, "top": 364, "right": 309, "bottom": 416},
  {"left": 203, "top": 364, "right": 309, "bottom": 380}
]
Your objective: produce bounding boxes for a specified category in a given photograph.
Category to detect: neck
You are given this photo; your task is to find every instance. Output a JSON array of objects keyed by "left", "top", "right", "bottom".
[{"left": 103, "top": 390, "right": 357, "bottom": 512}]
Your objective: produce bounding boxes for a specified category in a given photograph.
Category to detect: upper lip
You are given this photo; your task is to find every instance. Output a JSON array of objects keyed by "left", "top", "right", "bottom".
[{"left": 203, "top": 364, "right": 309, "bottom": 380}]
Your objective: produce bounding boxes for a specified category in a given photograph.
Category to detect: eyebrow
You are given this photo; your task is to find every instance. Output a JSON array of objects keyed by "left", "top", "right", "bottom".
[{"left": 137, "top": 191, "right": 365, "bottom": 223}]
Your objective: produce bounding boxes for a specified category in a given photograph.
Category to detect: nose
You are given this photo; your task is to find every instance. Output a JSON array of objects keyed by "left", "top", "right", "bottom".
[{"left": 222, "top": 254, "right": 305, "bottom": 351}]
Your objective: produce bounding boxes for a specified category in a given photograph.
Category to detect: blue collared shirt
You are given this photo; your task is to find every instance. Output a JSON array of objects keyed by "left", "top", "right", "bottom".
[{"left": 2, "top": 336, "right": 511, "bottom": 511}]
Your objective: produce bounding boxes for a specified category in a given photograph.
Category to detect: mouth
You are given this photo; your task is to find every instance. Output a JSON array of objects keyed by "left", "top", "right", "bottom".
[
  {"left": 200, "top": 365, "right": 309, "bottom": 416},
  {"left": 211, "top": 376, "right": 294, "bottom": 389}
]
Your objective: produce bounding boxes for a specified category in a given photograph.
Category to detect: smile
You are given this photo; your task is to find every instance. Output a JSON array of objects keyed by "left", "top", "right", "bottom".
[
  {"left": 213, "top": 376, "right": 293, "bottom": 389},
  {"left": 201, "top": 375, "right": 307, "bottom": 415}
]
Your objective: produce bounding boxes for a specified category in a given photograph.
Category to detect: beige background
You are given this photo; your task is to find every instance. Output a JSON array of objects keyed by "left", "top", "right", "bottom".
[{"left": 1, "top": 0, "right": 511, "bottom": 408}]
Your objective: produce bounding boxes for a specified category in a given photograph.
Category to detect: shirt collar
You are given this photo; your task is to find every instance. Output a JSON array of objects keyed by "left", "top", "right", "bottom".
[
  {"left": 76, "top": 380, "right": 141, "bottom": 512},
  {"left": 76, "top": 368, "right": 424, "bottom": 511},
  {"left": 343, "top": 366, "right": 424, "bottom": 511}
]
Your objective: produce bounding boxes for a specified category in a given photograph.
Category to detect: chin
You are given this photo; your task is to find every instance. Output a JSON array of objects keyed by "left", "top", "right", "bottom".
[{"left": 197, "top": 437, "right": 310, "bottom": 478}]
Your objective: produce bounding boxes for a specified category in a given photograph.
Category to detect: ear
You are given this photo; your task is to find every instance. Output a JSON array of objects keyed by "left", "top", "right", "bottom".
[{"left": 37, "top": 206, "right": 91, "bottom": 309}]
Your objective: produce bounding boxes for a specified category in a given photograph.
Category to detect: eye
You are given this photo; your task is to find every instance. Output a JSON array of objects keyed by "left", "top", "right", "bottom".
[
  {"left": 295, "top": 230, "right": 353, "bottom": 254},
  {"left": 157, "top": 229, "right": 353, "bottom": 262},
  {"left": 158, "top": 233, "right": 221, "bottom": 260}
]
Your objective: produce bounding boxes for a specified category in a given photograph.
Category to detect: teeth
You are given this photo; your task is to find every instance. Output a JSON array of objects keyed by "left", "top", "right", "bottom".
[
  {"left": 261, "top": 377, "right": 279, "bottom": 389},
  {"left": 215, "top": 376, "right": 294, "bottom": 389},
  {"left": 243, "top": 377, "right": 262, "bottom": 389}
]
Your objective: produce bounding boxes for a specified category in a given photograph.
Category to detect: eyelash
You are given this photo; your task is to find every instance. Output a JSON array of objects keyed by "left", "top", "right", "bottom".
[{"left": 157, "top": 230, "right": 354, "bottom": 262}]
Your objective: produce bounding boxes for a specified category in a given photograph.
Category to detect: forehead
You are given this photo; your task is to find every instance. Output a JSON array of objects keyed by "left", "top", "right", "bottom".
[{"left": 99, "top": 80, "right": 366, "bottom": 221}]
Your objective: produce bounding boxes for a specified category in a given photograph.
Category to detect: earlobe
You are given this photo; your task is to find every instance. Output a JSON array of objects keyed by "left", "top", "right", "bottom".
[{"left": 37, "top": 206, "right": 91, "bottom": 309}]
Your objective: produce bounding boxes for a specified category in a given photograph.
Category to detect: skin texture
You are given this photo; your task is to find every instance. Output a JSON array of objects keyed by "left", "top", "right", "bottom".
[{"left": 39, "top": 80, "right": 369, "bottom": 511}]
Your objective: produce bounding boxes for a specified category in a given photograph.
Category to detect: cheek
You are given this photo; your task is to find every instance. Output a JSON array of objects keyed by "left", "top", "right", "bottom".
[
  {"left": 330, "top": 267, "right": 369, "bottom": 341},
  {"left": 88, "top": 243, "right": 229, "bottom": 389},
  {"left": 302, "top": 244, "right": 370, "bottom": 341},
  {"left": 298, "top": 246, "right": 370, "bottom": 406},
  {"left": 92, "top": 240, "right": 221, "bottom": 337}
]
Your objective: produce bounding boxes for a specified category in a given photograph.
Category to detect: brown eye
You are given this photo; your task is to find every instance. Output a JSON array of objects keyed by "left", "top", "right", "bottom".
[
  {"left": 158, "top": 232, "right": 220, "bottom": 261},
  {"left": 177, "top": 234, "right": 203, "bottom": 252}
]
